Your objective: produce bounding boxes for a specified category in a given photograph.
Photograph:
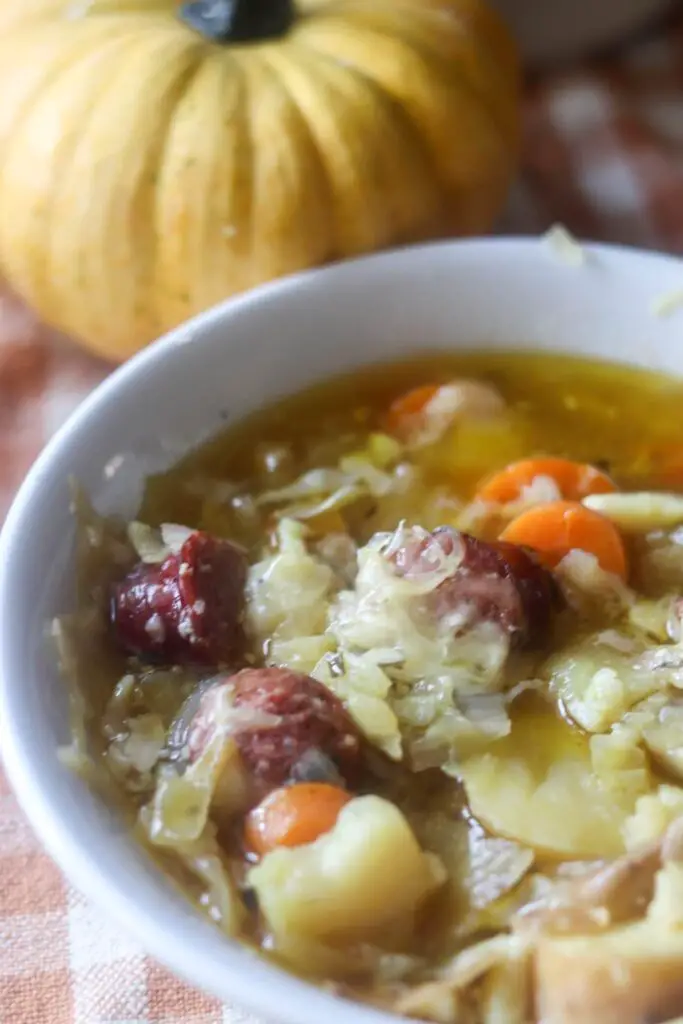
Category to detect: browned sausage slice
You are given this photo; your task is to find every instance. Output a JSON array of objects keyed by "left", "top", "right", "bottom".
[
  {"left": 390, "top": 526, "right": 562, "bottom": 648},
  {"left": 186, "top": 668, "right": 362, "bottom": 791},
  {"left": 112, "top": 531, "right": 248, "bottom": 665}
]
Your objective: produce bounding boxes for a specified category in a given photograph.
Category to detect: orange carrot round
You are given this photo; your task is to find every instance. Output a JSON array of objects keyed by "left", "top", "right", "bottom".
[
  {"left": 477, "top": 457, "right": 616, "bottom": 504},
  {"left": 244, "top": 783, "right": 352, "bottom": 856},
  {"left": 500, "top": 500, "right": 628, "bottom": 579},
  {"left": 385, "top": 384, "right": 440, "bottom": 438}
]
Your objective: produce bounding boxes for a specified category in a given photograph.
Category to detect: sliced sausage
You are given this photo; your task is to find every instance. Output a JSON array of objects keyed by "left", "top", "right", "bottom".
[
  {"left": 186, "top": 668, "right": 362, "bottom": 792},
  {"left": 390, "top": 526, "right": 562, "bottom": 649},
  {"left": 112, "top": 531, "right": 247, "bottom": 665}
]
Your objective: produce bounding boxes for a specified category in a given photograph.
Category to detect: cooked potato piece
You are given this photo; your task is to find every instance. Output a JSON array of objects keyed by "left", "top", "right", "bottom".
[
  {"left": 547, "top": 637, "right": 672, "bottom": 732},
  {"left": 583, "top": 492, "right": 683, "bottom": 532},
  {"left": 628, "top": 597, "right": 674, "bottom": 642},
  {"left": 589, "top": 729, "right": 651, "bottom": 820},
  {"left": 461, "top": 756, "right": 640, "bottom": 858},
  {"left": 248, "top": 796, "right": 445, "bottom": 954},
  {"left": 535, "top": 883, "right": 683, "bottom": 1024},
  {"left": 641, "top": 700, "right": 683, "bottom": 780},
  {"left": 622, "top": 785, "right": 683, "bottom": 850},
  {"left": 616, "top": 694, "right": 683, "bottom": 784},
  {"left": 649, "top": 860, "right": 683, "bottom": 928},
  {"left": 460, "top": 706, "right": 650, "bottom": 858}
]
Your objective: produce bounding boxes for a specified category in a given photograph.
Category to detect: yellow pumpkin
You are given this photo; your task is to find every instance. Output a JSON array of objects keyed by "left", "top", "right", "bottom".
[{"left": 0, "top": 0, "right": 519, "bottom": 361}]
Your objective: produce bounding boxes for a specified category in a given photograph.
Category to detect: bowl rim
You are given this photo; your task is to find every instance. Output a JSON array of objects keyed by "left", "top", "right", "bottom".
[{"left": 2, "top": 235, "right": 683, "bottom": 1024}]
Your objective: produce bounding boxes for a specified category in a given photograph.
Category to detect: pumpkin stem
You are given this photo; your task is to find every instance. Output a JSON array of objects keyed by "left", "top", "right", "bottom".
[{"left": 179, "top": 0, "right": 295, "bottom": 43}]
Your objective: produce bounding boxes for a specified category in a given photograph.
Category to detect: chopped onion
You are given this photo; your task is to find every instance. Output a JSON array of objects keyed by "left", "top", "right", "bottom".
[
  {"left": 107, "top": 713, "right": 166, "bottom": 779},
  {"left": 467, "top": 828, "right": 535, "bottom": 910},
  {"left": 338, "top": 454, "right": 394, "bottom": 496},
  {"left": 595, "top": 630, "right": 637, "bottom": 654},
  {"left": 556, "top": 549, "right": 633, "bottom": 619},
  {"left": 127, "top": 521, "right": 169, "bottom": 563},
  {"left": 651, "top": 286, "right": 683, "bottom": 318},
  {"left": 276, "top": 484, "right": 364, "bottom": 522},
  {"left": 160, "top": 522, "right": 195, "bottom": 553},
  {"left": 543, "top": 223, "right": 586, "bottom": 267},
  {"left": 256, "top": 469, "right": 350, "bottom": 506}
]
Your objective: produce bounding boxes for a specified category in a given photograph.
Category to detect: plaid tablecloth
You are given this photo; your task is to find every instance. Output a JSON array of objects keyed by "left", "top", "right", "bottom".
[{"left": 4, "top": 9, "right": 683, "bottom": 1023}]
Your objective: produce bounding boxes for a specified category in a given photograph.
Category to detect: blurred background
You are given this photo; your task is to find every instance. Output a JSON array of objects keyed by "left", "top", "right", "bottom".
[
  {"left": 3, "top": 1, "right": 683, "bottom": 522},
  {"left": 2, "top": 1, "right": 683, "bottom": 1020}
]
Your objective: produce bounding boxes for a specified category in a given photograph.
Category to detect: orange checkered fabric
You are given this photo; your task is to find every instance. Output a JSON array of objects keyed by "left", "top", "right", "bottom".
[{"left": 3, "top": 10, "right": 683, "bottom": 1023}]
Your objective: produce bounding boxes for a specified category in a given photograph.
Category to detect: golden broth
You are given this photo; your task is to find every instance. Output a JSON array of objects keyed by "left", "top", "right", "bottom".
[{"left": 140, "top": 351, "right": 683, "bottom": 539}]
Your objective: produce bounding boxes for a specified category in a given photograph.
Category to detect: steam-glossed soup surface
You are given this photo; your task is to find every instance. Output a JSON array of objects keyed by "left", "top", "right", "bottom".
[{"left": 60, "top": 353, "right": 683, "bottom": 1024}]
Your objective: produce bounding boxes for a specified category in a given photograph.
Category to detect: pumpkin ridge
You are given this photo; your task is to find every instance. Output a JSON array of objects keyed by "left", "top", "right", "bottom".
[
  {"left": 153, "top": 51, "right": 255, "bottom": 328},
  {"left": 0, "top": 0, "right": 520, "bottom": 356},
  {"left": 0, "top": 21, "right": 142, "bottom": 174},
  {"left": 257, "top": 43, "right": 379, "bottom": 259},
  {"left": 131, "top": 49, "right": 209, "bottom": 351},
  {"left": 270, "top": 38, "right": 445, "bottom": 253},
  {"left": 295, "top": 11, "right": 507, "bottom": 144},
  {"left": 322, "top": 2, "right": 518, "bottom": 150},
  {"left": 51, "top": 30, "right": 205, "bottom": 355},
  {"left": 0, "top": 25, "right": 103, "bottom": 145},
  {"left": 235, "top": 49, "right": 334, "bottom": 283},
  {"left": 0, "top": 24, "right": 158, "bottom": 326},
  {"left": 257, "top": 44, "right": 338, "bottom": 261},
  {"left": 295, "top": 14, "right": 512, "bottom": 232}
]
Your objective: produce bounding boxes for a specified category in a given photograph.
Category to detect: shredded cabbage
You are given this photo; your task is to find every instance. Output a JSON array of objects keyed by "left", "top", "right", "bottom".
[
  {"left": 256, "top": 469, "right": 351, "bottom": 506},
  {"left": 543, "top": 223, "right": 586, "bottom": 267},
  {"left": 247, "top": 519, "right": 514, "bottom": 768},
  {"left": 320, "top": 525, "right": 512, "bottom": 767},
  {"left": 246, "top": 519, "right": 335, "bottom": 642},
  {"left": 252, "top": 434, "right": 404, "bottom": 525},
  {"left": 106, "top": 713, "right": 167, "bottom": 793},
  {"left": 329, "top": 527, "right": 509, "bottom": 692},
  {"left": 267, "top": 635, "right": 334, "bottom": 674},
  {"left": 127, "top": 520, "right": 196, "bottom": 563},
  {"left": 313, "top": 650, "right": 402, "bottom": 759},
  {"left": 556, "top": 549, "right": 633, "bottom": 621}
]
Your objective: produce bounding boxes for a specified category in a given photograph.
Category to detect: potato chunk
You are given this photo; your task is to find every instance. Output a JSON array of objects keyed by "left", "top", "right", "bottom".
[
  {"left": 583, "top": 491, "right": 683, "bottom": 532},
  {"left": 460, "top": 702, "right": 649, "bottom": 858},
  {"left": 249, "top": 795, "right": 444, "bottom": 954},
  {"left": 547, "top": 637, "right": 665, "bottom": 733},
  {"left": 535, "top": 905, "right": 683, "bottom": 1024},
  {"left": 622, "top": 784, "right": 683, "bottom": 850}
]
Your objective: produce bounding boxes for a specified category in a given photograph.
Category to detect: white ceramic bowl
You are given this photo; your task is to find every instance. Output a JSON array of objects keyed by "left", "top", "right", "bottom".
[{"left": 2, "top": 238, "right": 683, "bottom": 1024}]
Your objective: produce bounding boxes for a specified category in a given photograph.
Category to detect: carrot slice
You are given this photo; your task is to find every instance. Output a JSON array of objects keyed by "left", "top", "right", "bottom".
[
  {"left": 500, "top": 500, "right": 628, "bottom": 579},
  {"left": 244, "top": 783, "right": 352, "bottom": 856},
  {"left": 477, "top": 457, "right": 616, "bottom": 504},
  {"left": 385, "top": 384, "right": 440, "bottom": 439}
]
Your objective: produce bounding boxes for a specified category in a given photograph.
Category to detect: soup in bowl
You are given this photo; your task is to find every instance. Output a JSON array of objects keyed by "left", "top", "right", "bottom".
[{"left": 3, "top": 239, "right": 683, "bottom": 1024}]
